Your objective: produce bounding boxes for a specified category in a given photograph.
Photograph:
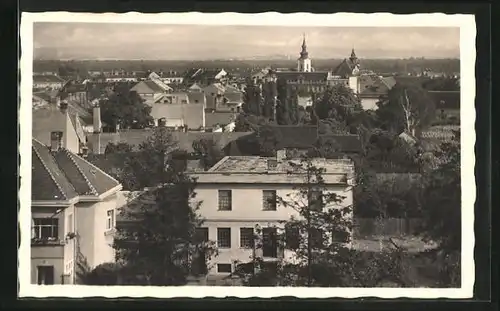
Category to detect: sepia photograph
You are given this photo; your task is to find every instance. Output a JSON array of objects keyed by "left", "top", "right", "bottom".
[{"left": 19, "top": 12, "right": 476, "bottom": 299}]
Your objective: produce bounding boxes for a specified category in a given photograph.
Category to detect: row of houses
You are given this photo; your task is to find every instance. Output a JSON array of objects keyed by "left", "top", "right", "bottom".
[{"left": 31, "top": 83, "right": 455, "bottom": 284}]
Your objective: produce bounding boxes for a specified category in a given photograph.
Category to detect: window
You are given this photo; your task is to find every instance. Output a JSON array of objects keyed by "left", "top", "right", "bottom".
[
  {"left": 240, "top": 228, "right": 254, "bottom": 248},
  {"left": 218, "top": 190, "right": 232, "bottom": 211},
  {"left": 309, "top": 228, "right": 324, "bottom": 249},
  {"left": 106, "top": 210, "right": 115, "bottom": 230},
  {"left": 217, "top": 263, "right": 232, "bottom": 273},
  {"left": 262, "top": 190, "right": 277, "bottom": 211},
  {"left": 262, "top": 227, "right": 278, "bottom": 258},
  {"left": 217, "top": 228, "right": 231, "bottom": 248},
  {"left": 33, "top": 218, "right": 59, "bottom": 240},
  {"left": 285, "top": 226, "right": 300, "bottom": 249},
  {"left": 308, "top": 190, "right": 323, "bottom": 212}
]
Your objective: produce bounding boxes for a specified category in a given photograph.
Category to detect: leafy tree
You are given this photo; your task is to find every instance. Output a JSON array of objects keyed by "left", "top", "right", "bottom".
[
  {"left": 192, "top": 138, "right": 224, "bottom": 171},
  {"left": 233, "top": 112, "right": 275, "bottom": 132},
  {"left": 113, "top": 128, "right": 217, "bottom": 285},
  {"left": 242, "top": 79, "right": 263, "bottom": 116},
  {"left": 313, "top": 84, "right": 363, "bottom": 121},
  {"left": 275, "top": 80, "right": 299, "bottom": 125},
  {"left": 418, "top": 131, "right": 461, "bottom": 253},
  {"left": 422, "top": 77, "right": 460, "bottom": 91},
  {"left": 376, "top": 82, "right": 436, "bottom": 136},
  {"left": 100, "top": 88, "right": 153, "bottom": 130},
  {"left": 104, "top": 142, "right": 134, "bottom": 155},
  {"left": 80, "top": 262, "right": 123, "bottom": 285}
]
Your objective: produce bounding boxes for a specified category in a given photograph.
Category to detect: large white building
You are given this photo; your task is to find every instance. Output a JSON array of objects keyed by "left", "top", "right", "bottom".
[{"left": 190, "top": 153, "right": 355, "bottom": 278}]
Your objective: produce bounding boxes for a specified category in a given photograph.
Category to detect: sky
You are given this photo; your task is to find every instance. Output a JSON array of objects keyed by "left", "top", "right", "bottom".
[{"left": 33, "top": 22, "right": 460, "bottom": 60}]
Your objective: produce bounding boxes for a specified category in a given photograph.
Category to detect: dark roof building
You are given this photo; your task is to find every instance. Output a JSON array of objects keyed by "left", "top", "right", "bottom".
[{"left": 32, "top": 138, "right": 121, "bottom": 202}]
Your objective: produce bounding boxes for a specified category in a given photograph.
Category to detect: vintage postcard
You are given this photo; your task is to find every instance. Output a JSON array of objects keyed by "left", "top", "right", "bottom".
[{"left": 19, "top": 12, "right": 476, "bottom": 299}]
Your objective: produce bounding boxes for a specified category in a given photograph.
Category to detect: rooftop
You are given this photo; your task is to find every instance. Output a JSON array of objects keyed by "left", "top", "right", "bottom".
[
  {"left": 191, "top": 156, "right": 354, "bottom": 184},
  {"left": 276, "top": 71, "right": 329, "bottom": 82},
  {"left": 32, "top": 139, "right": 121, "bottom": 202}
]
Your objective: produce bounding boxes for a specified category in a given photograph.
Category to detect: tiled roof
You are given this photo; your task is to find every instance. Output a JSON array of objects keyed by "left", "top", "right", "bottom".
[
  {"left": 332, "top": 59, "right": 355, "bottom": 78},
  {"left": 86, "top": 130, "right": 254, "bottom": 155},
  {"left": 276, "top": 71, "right": 329, "bottom": 82},
  {"left": 32, "top": 139, "right": 78, "bottom": 201},
  {"left": 205, "top": 111, "right": 236, "bottom": 128},
  {"left": 131, "top": 80, "right": 166, "bottom": 94},
  {"left": 317, "top": 134, "right": 363, "bottom": 153},
  {"left": 359, "top": 75, "right": 392, "bottom": 97},
  {"left": 428, "top": 91, "right": 460, "bottom": 110},
  {"left": 33, "top": 75, "right": 66, "bottom": 83},
  {"left": 32, "top": 139, "right": 120, "bottom": 202},
  {"left": 258, "top": 125, "right": 318, "bottom": 149},
  {"left": 189, "top": 83, "right": 203, "bottom": 91},
  {"left": 209, "top": 156, "right": 352, "bottom": 173}
]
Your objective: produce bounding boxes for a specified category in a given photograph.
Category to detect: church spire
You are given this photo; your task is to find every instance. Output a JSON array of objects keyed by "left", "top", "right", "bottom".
[
  {"left": 300, "top": 33, "right": 309, "bottom": 59},
  {"left": 350, "top": 47, "right": 358, "bottom": 63}
]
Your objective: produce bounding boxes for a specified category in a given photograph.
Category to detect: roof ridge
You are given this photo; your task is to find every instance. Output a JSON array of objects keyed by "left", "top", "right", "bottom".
[
  {"left": 32, "top": 142, "right": 68, "bottom": 200},
  {"left": 64, "top": 149, "right": 99, "bottom": 196},
  {"left": 70, "top": 151, "right": 121, "bottom": 185}
]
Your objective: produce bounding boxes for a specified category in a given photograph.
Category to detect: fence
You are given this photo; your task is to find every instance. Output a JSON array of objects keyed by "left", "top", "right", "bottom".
[{"left": 353, "top": 218, "right": 422, "bottom": 238}]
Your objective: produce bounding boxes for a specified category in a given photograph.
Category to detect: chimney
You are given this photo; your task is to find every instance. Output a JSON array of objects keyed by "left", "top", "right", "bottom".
[
  {"left": 59, "top": 101, "right": 68, "bottom": 114},
  {"left": 50, "top": 131, "right": 63, "bottom": 152},
  {"left": 93, "top": 103, "right": 102, "bottom": 133}
]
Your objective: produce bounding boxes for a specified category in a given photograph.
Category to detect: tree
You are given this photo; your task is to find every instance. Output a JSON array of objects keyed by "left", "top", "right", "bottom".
[
  {"left": 376, "top": 82, "right": 436, "bottom": 136},
  {"left": 242, "top": 79, "right": 263, "bottom": 116},
  {"left": 418, "top": 131, "right": 461, "bottom": 253},
  {"left": 192, "top": 138, "right": 224, "bottom": 171},
  {"left": 104, "top": 142, "right": 134, "bottom": 155},
  {"left": 100, "top": 88, "right": 153, "bottom": 130},
  {"left": 113, "top": 128, "right": 217, "bottom": 285},
  {"left": 313, "top": 84, "right": 363, "bottom": 121},
  {"left": 275, "top": 80, "right": 299, "bottom": 125}
]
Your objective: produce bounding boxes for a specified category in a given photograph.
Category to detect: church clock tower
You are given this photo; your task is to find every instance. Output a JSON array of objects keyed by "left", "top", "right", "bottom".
[{"left": 297, "top": 34, "right": 312, "bottom": 72}]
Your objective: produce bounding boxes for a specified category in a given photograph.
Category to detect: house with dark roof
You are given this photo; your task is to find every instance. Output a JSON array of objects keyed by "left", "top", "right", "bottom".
[
  {"left": 332, "top": 49, "right": 361, "bottom": 78},
  {"left": 31, "top": 138, "right": 122, "bottom": 284}
]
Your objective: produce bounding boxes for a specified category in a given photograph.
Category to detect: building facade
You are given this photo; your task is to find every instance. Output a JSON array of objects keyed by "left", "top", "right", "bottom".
[{"left": 190, "top": 155, "right": 355, "bottom": 279}]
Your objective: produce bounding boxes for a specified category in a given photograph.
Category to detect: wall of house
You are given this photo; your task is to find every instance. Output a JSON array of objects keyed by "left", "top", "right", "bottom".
[
  {"left": 75, "top": 202, "right": 96, "bottom": 270},
  {"left": 195, "top": 183, "right": 353, "bottom": 276},
  {"left": 360, "top": 97, "right": 379, "bottom": 111},
  {"left": 64, "top": 113, "right": 81, "bottom": 153},
  {"left": 92, "top": 193, "right": 118, "bottom": 268},
  {"left": 31, "top": 205, "right": 72, "bottom": 284}
]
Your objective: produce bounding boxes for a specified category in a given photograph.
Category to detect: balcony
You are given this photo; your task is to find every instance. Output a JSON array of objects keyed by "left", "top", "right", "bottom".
[{"left": 31, "top": 237, "right": 65, "bottom": 246}]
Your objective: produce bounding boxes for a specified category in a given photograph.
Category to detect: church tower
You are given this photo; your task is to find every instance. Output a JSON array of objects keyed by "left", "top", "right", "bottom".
[
  {"left": 349, "top": 47, "right": 359, "bottom": 65},
  {"left": 297, "top": 34, "right": 312, "bottom": 72}
]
